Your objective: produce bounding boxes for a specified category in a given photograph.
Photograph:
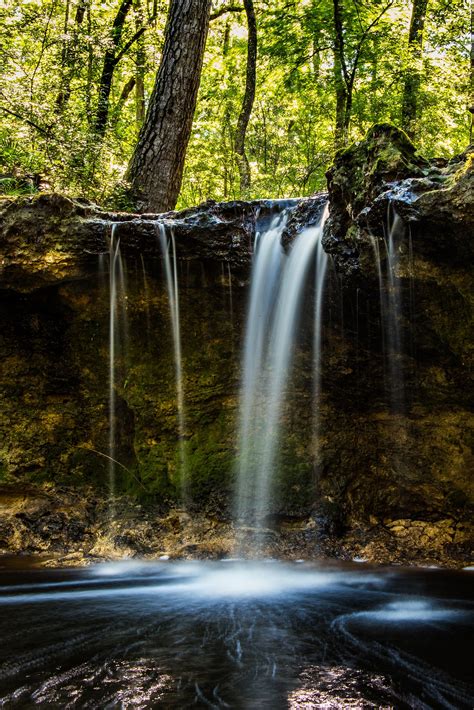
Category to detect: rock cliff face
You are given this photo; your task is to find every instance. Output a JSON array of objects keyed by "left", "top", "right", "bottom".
[
  {"left": 0, "top": 125, "right": 472, "bottom": 566},
  {"left": 0, "top": 194, "right": 299, "bottom": 290}
]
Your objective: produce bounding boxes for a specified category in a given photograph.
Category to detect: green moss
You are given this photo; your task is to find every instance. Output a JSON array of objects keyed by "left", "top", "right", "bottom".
[
  {"left": 330, "top": 123, "right": 427, "bottom": 218},
  {"left": 0, "top": 456, "right": 11, "bottom": 483}
]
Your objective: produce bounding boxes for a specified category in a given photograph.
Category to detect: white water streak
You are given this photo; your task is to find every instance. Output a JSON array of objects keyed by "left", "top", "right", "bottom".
[
  {"left": 255, "top": 207, "right": 329, "bottom": 523},
  {"left": 158, "top": 224, "right": 187, "bottom": 496},
  {"left": 235, "top": 212, "right": 287, "bottom": 525},
  {"left": 235, "top": 206, "right": 329, "bottom": 530},
  {"left": 312, "top": 204, "right": 329, "bottom": 461},
  {"left": 369, "top": 210, "right": 405, "bottom": 412},
  {"left": 108, "top": 225, "right": 121, "bottom": 512},
  {"left": 384, "top": 212, "right": 404, "bottom": 411}
]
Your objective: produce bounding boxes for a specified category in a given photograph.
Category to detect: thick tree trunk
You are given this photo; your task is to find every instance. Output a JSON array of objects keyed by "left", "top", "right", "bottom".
[
  {"left": 401, "top": 0, "right": 428, "bottom": 138},
  {"left": 234, "top": 0, "right": 257, "bottom": 195},
  {"left": 127, "top": 0, "right": 212, "bottom": 213}
]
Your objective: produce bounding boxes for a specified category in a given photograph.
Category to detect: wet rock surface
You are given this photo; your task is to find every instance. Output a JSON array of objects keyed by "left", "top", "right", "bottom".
[
  {"left": 0, "top": 194, "right": 297, "bottom": 291},
  {"left": 323, "top": 123, "right": 474, "bottom": 278},
  {"left": 0, "top": 125, "right": 473, "bottom": 567},
  {"left": 0, "top": 484, "right": 472, "bottom": 569}
]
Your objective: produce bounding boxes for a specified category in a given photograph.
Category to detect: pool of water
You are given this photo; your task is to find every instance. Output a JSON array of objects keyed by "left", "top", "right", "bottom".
[{"left": 0, "top": 558, "right": 472, "bottom": 708}]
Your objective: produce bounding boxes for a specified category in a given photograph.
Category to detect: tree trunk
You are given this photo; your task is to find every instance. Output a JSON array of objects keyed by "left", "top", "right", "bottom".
[
  {"left": 134, "top": 0, "right": 146, "bottom": 131},
  {"left": 469, "top": 0, "right": 474, "bottom": 143},
  {"left": 221, "top": 20, "right": 232, "bottom": 198},
  {"left": 93, "top": 0, "right": 133, "bottom": 139},
  {"left": 312, "top": 26, "right": 321, "bottom": 78},
  {"left": 55, "top": 0, "right": 71, "bottom": 112},
  {"left": 234, "top": 0, "right": 257, "bottom": 195},
  {"left": 55, "top": 0, "right": 88, "bottom": 112},
  {"left": 127, "top": 0, "right": 212, "bottom": 212},
  {"left": 401, "top": 0, "right": 428, "bottom": 138},
  {"left": 85, "top": 2, "right": 93, "bottom": 123},
  {"left": 343, "top": 75, "right": 355, "bottom": 138},
  {"left": 332, "top": 0, "right": 348, "bottom": 150},
  {"left": 111, "top": 77, "right": 136, "bottom": 127}
]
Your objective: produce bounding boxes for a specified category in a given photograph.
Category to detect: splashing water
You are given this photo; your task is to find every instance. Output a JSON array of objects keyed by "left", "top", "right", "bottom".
[
  {"left": 157, "top": 223, "right": 187, "bottom": 499},
  {"left": 0, "top": 560, "right": 472, "bottom": 709}
]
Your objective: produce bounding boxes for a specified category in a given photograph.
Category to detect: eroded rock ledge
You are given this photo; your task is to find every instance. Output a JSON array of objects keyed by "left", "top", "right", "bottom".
[
  {"left": 1, "top": 485, "right": 471, "bottom": 569},
  {"left": 323, "top": 123, "right": 474, "bottom": 278},
  {"left": 1, "top": 124, "right": 472, "bottom": 291},
  {"left": 0, "top": 124, "right": 473, "bottom": 568},
  {"left": 0, "top": 194, "right": 304, "bottom": 291}
]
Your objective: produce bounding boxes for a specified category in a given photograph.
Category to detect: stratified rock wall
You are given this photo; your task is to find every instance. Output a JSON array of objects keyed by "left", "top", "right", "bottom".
[
  {"left": 0, "top": 194, "right": 300, "bottom": 290},
  {"left": 0, "top": 125, "right": 472, "bottom": 566}
]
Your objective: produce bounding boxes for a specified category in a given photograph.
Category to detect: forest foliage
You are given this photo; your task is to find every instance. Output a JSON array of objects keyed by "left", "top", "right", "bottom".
[{"left": 0, "top": 0, "right": 471, "bottom": 208}]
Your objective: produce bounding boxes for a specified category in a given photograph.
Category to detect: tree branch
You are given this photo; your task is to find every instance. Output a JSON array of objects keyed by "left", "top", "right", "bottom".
[
  {"left": 0, "top": 105, "right": 52, "bottom": 137},
  {"left": 113, "top": 10, "right": 158, "bottom": 65},
  {"left": 210, "top": 4, "right": 243, "bottom": 21},
  {"left": 348, "top": 0, "right": 394, "bottom": 89}
]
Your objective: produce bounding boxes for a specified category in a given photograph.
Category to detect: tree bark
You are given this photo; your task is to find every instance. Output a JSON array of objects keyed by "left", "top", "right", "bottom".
[
  {"left": 332, "top": 0, "right": 348, "bottom": 150},
  {"left": 234, "top": 0, "right": 257, "bottom": 195},
  {"left": 127, "top": 0, "right": 212, "bottom": 212},
  {"left": 93, "top": 0, "right": 133, "bottom": 139},
  {"left": 401, "top": 0, "right": 428, "bottom": 138},
  {"left": 469, "top": 0, "right": 474, "bottom": 143},
  {"left": 55, "top": 0, "right": 88, "bottom": 112},
  {"left": 134, "top": 0, "right": 146, "bottom": 131}
]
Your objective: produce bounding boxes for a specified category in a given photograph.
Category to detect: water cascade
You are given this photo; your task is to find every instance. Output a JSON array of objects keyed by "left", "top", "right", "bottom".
[
  {"left": 157, "top": 223, "right": 187, "bottom": 498},
  {"left": 370, "top": 208, "right": 406, "bottom": 414},
  {"left": 235, "top": 204, "right": 329, "bottom": 537},
  {"left": 384, "top": 210, "right": 405, "bottom": 413},
  {"left": 226, "top": 262, "right": 234, "bottom": 344},
  {"left": 108, "top": 224, "right": 128, "bottom": 515},
  {"left": 312, "top": 204, "right": 330, "bottom": 462}
]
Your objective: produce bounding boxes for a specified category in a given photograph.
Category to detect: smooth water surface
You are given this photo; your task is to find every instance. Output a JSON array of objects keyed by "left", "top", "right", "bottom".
[{"left": 0, "top": 559, "right": 472, "bottom": 708}]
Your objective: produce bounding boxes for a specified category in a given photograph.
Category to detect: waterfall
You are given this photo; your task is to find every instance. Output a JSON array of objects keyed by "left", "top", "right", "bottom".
[
  {"left": 370, "top": 208, "right": 406, "bottom": 413},
  {"left": 227, "top": 262, "right": 234, "bottom": 343},
  {"left": 234, "top": 212, "right": 286, "bottom": 529},
  {"left": 235, "top": 204, "right": 329, "bottom": 537},
  {"left": 385, "top": 211, "right": 405, "bottom": 412},
  {"left": 108, "top": 224, "right": 128, "bottom": 515},
  {"left": 312, "top": 204, "right": 330, "bottom": 462},
  {"left": 157, "top": 223, "right": 187, "bottom": 498}
]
